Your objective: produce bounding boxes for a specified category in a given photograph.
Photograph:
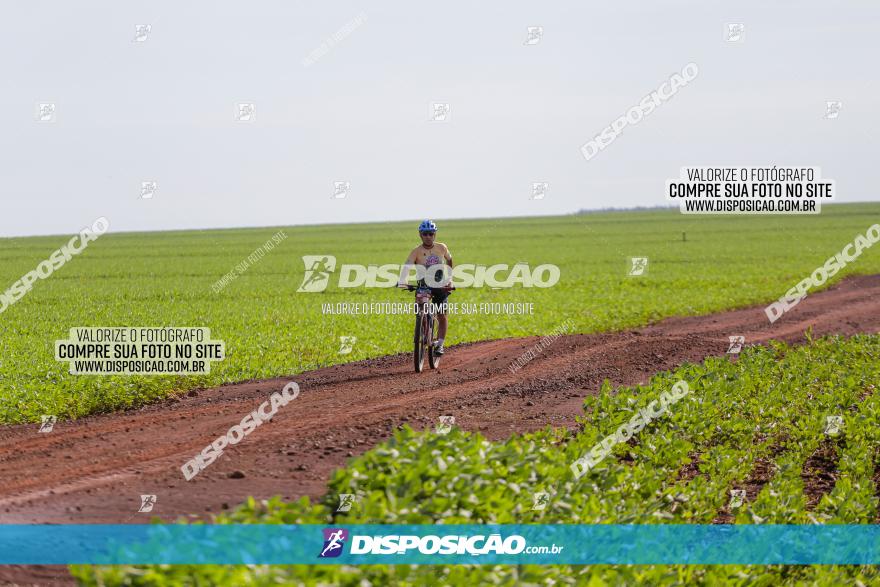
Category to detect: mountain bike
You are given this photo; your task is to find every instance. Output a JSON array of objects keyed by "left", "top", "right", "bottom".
[{"left": 402, "top": 284, "right": 450, "bottom": 372}]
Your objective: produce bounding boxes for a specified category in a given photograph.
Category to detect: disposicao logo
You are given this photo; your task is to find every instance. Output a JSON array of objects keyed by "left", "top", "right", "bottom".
[
  {"left": 318, "top": 531, "right": 533, "bottom": 556},
  {"left": 0, "top": 216, "right": 110, "bottom": 314},
  {"left": 297, "top": 255, "right": 560, "bottom": 291},
  {"left": 319, "top": 528, "right": 348, "bottom": 558},
  {"left": 297, "top": 255, "right": 337, "bottom": 292}
]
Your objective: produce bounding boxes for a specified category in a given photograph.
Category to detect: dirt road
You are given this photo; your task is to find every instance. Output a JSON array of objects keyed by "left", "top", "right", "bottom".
[{"left": 1, "top": 274, "right": 879, "bottom": 585}]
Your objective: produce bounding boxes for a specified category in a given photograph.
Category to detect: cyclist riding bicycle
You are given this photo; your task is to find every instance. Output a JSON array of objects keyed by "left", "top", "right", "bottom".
[{"left": 398, "top": 220, "right": 453, "bottom": 355}]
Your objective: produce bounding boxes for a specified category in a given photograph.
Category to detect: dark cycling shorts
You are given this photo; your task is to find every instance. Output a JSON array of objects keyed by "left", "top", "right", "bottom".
[{"left": 417, "top": 279, "right": 451, "bottom": 310}]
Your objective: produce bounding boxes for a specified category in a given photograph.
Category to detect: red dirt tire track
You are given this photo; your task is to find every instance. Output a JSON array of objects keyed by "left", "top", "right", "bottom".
[{"left": 2, "top": 274, "right": 879, "bottom": 585}]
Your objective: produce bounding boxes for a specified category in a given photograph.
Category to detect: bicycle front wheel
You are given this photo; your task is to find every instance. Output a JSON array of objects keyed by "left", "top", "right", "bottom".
[{"left": 413, "top": 313, "right": 425, "bottom": 372}]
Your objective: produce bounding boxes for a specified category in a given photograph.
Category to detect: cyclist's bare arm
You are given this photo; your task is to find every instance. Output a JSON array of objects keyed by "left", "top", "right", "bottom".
[
  {"left": 442, "top": 244, "right": 453, "bottom": 288},
  {"left": 442, "top": 244, "right": 453, "bottom": 268},
  {"left": 397, "top": 248, "right": 419, "bottom": 287}
]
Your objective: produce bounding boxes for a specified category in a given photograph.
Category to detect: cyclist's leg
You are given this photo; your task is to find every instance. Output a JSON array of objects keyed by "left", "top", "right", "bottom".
[{"left": 431, "top": 288, "right": 449, "bottom": 351}]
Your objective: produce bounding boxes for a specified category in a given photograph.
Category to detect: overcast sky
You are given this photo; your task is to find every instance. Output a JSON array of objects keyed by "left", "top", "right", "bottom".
[{"left": 1, "top": 1, "right": 877, "bottom": 237}]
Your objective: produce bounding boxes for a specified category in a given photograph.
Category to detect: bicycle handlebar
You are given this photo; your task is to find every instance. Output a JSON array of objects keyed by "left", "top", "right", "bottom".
[{"left": 398, "top": 284, "right": 455, "bottom": 292}]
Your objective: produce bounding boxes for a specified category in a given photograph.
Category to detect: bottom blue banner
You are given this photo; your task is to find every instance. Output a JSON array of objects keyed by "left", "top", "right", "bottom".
[{"left": 1, "top": 524, "right": 879, "bottom": 565}]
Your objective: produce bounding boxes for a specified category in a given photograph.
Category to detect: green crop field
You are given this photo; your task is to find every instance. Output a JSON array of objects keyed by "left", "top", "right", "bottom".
[
  {"left": 0, "top": 203, "right": 878, "bottom": 424},
  {"left": 73, "top": 333, "right": 880, "bottom": 585}
]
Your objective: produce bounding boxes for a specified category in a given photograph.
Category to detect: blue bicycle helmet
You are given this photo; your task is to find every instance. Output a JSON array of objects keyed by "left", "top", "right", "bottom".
[{"left": 418, "top": 219, "right": 437, "bottom": 233}]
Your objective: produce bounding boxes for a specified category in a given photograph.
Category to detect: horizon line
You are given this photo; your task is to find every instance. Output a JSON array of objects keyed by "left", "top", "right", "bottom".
[{"left": 1, "top": 201, "right": 876, "bottom": 240}]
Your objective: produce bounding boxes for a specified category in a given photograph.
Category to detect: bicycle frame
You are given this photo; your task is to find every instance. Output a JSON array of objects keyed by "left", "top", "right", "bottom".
[{"left": 408, "top": 286, "right": 440, "bottom": 372}]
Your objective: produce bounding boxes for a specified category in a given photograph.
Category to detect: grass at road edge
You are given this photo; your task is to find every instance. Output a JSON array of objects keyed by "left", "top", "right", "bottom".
[{"left": 1, "top": 202, "right": 878, "bottom": 424}]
